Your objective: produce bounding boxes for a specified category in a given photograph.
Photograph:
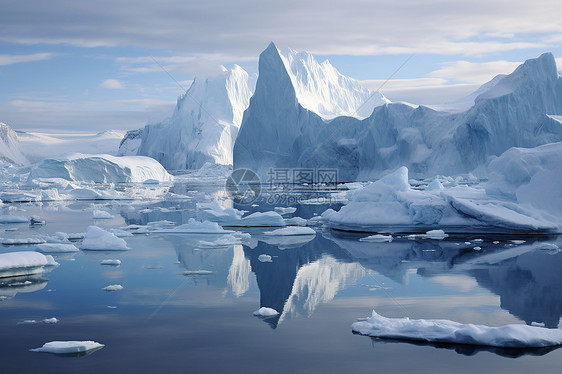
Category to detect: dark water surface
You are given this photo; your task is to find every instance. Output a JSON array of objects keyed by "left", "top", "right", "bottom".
[{"left": 1, "top": 190, "right": 562, "bottom": 373}]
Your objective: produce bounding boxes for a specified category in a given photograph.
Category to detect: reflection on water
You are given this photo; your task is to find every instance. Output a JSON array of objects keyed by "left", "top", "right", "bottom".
[{"left": 0, "top": 274, "right": 47, "bottom": 299}]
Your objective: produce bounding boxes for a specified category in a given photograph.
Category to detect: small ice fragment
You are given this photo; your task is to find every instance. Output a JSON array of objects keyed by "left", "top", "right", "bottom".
[
  {"left": 18, "top": 320, "right": 37, "bottom": 324},
  {"left": 42, "top": 318, "right": 58, "bottom": 324},
  {"left": 511, "top": 240, "right": 526, "bottom": 245},
  {"left": 493, "top": 241, "right": 500, "bottom": 244},
  {"left": 30, "top": 341, "right": 104, "bottom": 355},
  {"left": 100, "top": 259, "right": 121, "bottom": 266},
  {"left": 464, "top": 242, "right": 471, "bottom": 245},
  {"left": 360, "top": 234, "right": 393, "bottom": 242},
  {"left": 473, "top": 239, "right": 484, "bottom": 243},
  {"left": 103, "top": 284, "right": 123, "bottom": 292},
  {"left": 258, "top": 254, "right": 273, "bottom": 262},
  {"left": 182, "top": 270, "right": 214, "bottom": 276},
  {"left": 424, "top": 230, "right": 448, "bottom": 240},
  {"left": 253, "top": 307, "right": 279, "bottom": 317},
  {"left": 93, "top": 210, "right": 114, "bottom": 219},
  {"left": 473, "top": 247, "right": 482, "bottom": 251}
]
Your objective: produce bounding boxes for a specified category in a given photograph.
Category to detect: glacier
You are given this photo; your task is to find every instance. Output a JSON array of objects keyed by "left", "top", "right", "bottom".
[{"left": 234, "top": 49, "right": 562, "bottom": 181}]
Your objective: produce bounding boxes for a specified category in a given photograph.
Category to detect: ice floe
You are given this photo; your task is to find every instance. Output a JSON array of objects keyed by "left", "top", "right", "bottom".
[
  {"left": 0, "top": 252, "right": 58, "bottom": 278},
  {"left": 264, "top": 227, "right": 316, "bottom": 236},
  {"left": 30, "top": 341, "right": 104, "bottom": 355},
  {"left": 253, "top": 307, "right": 279, "bottom": 317},
  {"left": 81, "top": 226, "right": 130, "bottom": 250},
  {"left": 352, "top": 310, "right": 562, "bottom": 348}
]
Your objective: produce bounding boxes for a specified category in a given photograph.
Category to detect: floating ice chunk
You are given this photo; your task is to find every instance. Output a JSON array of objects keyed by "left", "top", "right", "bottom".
[
  {"left": 473, "top": 246, "right": 482, "bottom": 251},
  {"left": 196, "top": 233, "right": 249, "bottom": 248},
  {"left": 30, "top": 341, "right": 104, "bottom": 355},
  {"left": 29, "top": 216, "right": 46, "bottom": 225},
  {"left": 93, "top": 210, "right": 114, "bottom": 219},
  {"left": 352, "top": 310, "right": 562, "bottom": 348},
  {"left": 263, "top": 227, "right": 316, "bottom": 236},
  {"left": 0, "top": 215, "right": 29, "bottom": 224},
  {"left": 36, "top": 243, "right": 79, "bottom": 253},
  {"left": 81, "top": 226, "right": 130, "bottom": 251},
  {"left": 42, "top": 317, "right": 58, "bottom": 324},
  {"left": 182, "top": 270, "right": 214, "bottom": 276},
  {"left": 100, "top": 259, "right": 121, "bottom": 266},
  {"left": 2, "top": 237, "right": 46, "bottom": 245},
  {"left": 360, "top": 234, "right": 393, "bottom": 242},
  {"left": 424, "top": 230, "right": 448, "bottom": 240},
  {"left": 284, "top": 217, "right": 307, "bottom": 226},
  {"left": 0, "top": 252, "right": 58, "bottom": 278},
  {"left": 511, "top": 240, "right": 526, "bottom": 245},
  {"left": 274, "top": 207, "right": 297, "bottom": 216},
  {"left": 0, "top": 192, "right": 40, "bottom": 203},
  {"left": 230, "top": 211, "right": 286, "bottom": 227},
  {"left": 155, "top": 219, "right": 234, "bottom": 234},
  {"left": 18, "top": 320, "right": 37, "bottom": 324},
  {"left": 110, "top": 229, "right": 134, "bottom": 237},
  {"left": 103, "top": 284, "right": 123, "bottom": 292},
  {"left": 28, "top": 153, "right": 172, "bottom": 183},
  {"left": 258, "top": 254, "right": 273, "bottom": 262},
  {"left": 253, "top": 307, "right": 279, "bottom": 317},
  {"left": 427, "top": 179, "right": 444, "bottom": 191}
]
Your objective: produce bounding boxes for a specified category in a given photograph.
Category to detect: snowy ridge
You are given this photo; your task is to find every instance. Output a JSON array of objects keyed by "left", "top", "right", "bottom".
[
  {"left": 134, "top": 65, "right": 252, "bottom": 169},
  {"left": 278, "top": 45, "right": 389, "bottom": 119},
  {"left": 0, "top": 122, "right": 29, "bottom": 165},
  {"left": 234, "top": 51, "right": 562, "bottom": 181}
]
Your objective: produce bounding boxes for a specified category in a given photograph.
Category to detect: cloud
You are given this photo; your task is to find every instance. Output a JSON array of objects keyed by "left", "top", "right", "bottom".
[
  {"left": 99, "top": 78, "right": 125, "bottom": 89},
  {"left": 0, "top": 0, "right": 560, "bottom": 57},
  {"left": 0, "top": 52, "right": 55, "bottom": 66},
  {"left": 428, "top": 60, "right": 521, "bottom": 84}
]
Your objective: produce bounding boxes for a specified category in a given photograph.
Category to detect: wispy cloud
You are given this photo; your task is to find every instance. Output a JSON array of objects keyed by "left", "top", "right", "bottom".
[
  {"left": 0, "top": 0, "right": 559, "bottom": 57},
  {"left": 428, "top": 60, "right": 521, "bottom": 84},
  {"left": 0, "top": 52, "right": 55, "bottom": 66},
  {"left": 99, "top": 78, "right": 125, "bottom": 89}
]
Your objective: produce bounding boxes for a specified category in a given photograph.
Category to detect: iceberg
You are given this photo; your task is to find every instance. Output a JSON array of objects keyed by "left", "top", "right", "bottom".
[
  {"left": 28, "top": 153, "right": 173, "bottom": 183},
  {"left": 30, "top": 341, "right": 104, "bottom": 356},
  {"left": 323, "top": 166, "right": 558, "bottom": 234},
  {"left": 352, "top": 310, "right": 562, "bottom": 348},
  {"left": 253, "top": 307, "right": 279, "bottom": 317},
  {"left": 0, "top": 252, "right": 58, "bottom": 278},
  {"left": 103, "top": 284, "right": 123, "bottom": 292},
  {"left": 132, "top": 65, "right": 252, "bottom": 169},
  {"left": 234, "top": 49, "right": 562, "bottom": 181},
  {"left": 0, "top": 122, "right": 29, "bottom": 165},
  {"left": 81, "top": 226, "right": 130, "bottom": 250},
  {"left": 35, "top": 243, "right": 79, "bottom": 253}
]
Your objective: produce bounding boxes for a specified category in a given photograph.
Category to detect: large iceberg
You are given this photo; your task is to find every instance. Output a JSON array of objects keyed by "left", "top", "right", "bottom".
[
  {"left": 0, "top": 251, "right": 58, "bottom": 278},
  {"left": 0, "top": 122, "right": 29, "bottom": 165},
  {"left": 131, "top": 65, "right": 253, "bottom": 169},
  {"left": 234, "top": 49, "right": 562, "bottom": 181},
  {"left": 28, "top": 153, "right": 172, "bottom": 183},
  {"left": 352, "top": 310, "right": 562, "bottom": 348}
]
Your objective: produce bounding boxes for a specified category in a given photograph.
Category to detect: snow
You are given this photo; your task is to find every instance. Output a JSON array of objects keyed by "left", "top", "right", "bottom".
[
  {"left": 352, "top": 310, "right": 562, "bottom": 348},
  {"left": 30, "top": 341, "right": 104, "bottom": 355},
  {"left": 253, "top": 307, "right": 279, "bottom": 317},
  {"left": 81, "top": 226, "right": 130, "bottom": 250},
  {"left": 3, "top": 237, "right": 46, "bottom": 245},
  {"left": 93, "top": 209, "right": 114, "bottom": 219},
  {"left": 28, "top": 153, "right": 173, "bottom": 183},
  {"left": 234, "top": 51, "right": 562, "bottom": 181},
  {"left": 0, "top": 123, "right": 29, "bottom": 165},
  {"left": 263, "top": 227, "right": 316, "bottom": 236},
  {"left": 133, "top": 65, "right": 252, "bottom": 169},
  {"left": 0, "top": 251, "right": 58, "bottom": 278},
  {"left": 103, "top": 284, "right": 123, "bottom": 291},
  {"left": 154, "top": 219, "right": 234, "bottom": 234},
  {"left": 258, "top": 254, "right": 273, "bottom": 262},
  {"left": 35, "top": 243, "right": 79, "bottom": 253},
  {"left": 100, "top": 259, "right": 121, "bottom": 266}
]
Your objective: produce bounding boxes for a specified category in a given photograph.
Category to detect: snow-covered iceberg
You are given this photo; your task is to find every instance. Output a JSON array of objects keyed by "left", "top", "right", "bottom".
[
  {"left": 352, "top": 310, "right": 562, "bottom": 348},
  {"left": 323, "top": 166, "right": 558, "bottom": 233},
  {"left": 0, "top": 252, "right": 58, "bottom": 278},
  {"left": 28, "top": 153, "right": 172, "bottom": 183},
  {"left": 234, "top": 49, "right": 562, "bottom": 181},
  {"left": 30, "top": 341, "right": 104, "bottom": 356},
  {"left": 131, "top": 65, "right": 252, "bottom": 169},
  {"left": 81, "top": 226, "right": 130, "bottom": 250},
  {"left": 0, "top": 122, "right": 29, "bottom": 165}
]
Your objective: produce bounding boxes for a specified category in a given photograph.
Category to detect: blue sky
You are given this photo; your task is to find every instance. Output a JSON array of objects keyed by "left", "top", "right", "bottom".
[{"left": 1, "top": 0, "right": 561, "bottom": 133}]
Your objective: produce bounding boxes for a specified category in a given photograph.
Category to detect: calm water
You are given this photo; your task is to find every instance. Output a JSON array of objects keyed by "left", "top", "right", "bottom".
[{"left": 1, "top": 185, "right": 562, "bottom": 373}]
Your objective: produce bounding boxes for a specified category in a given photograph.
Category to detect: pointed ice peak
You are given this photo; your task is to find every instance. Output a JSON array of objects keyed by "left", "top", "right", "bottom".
[
  {"left": 476, "top": 52, "right": 558, "bottom": 101},
  {"left": 0, "top": 122, "right": 30, "bottom": 165},
  {"left": 259, "top": 44, "right": 389, "bottom": 119}
]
